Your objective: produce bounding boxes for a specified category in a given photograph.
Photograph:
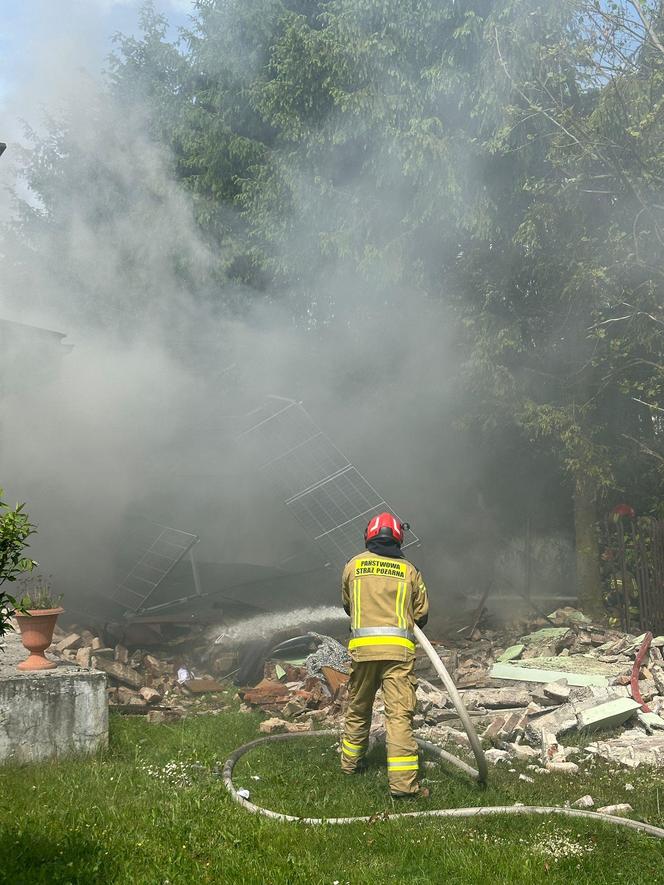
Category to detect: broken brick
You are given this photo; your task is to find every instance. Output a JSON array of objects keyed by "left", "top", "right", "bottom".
[
  {"left": 55, "top": 633, "right": 81, "bottom": 652},
  {"left": 91, "top": 655, "right": 143, "bottom": 689},
  {"left": 322, "top": 667, "right": 350, "bottom": 695},
  {"left": 499, "top": 711, "right": 526, "bottom": 741},
  {"left": 259, "top": 717, "right": 290, "bottom": 734},
  {"left": 483, "top": 715, "right": 507, "bottom": 742},
  {"left": 75, "top": 647, "right": 92, "bottom": 668},
  {"left": 240, "top": 680, "right": 291, "bottom": 707},
  {"left": 139, "top": 686, "right": 162, "bottom": 704}
]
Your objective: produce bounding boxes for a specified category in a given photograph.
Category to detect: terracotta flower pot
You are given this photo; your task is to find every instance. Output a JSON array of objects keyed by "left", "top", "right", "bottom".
[{"left": 15, "top": 607, "right": 64, "bottom": 671}]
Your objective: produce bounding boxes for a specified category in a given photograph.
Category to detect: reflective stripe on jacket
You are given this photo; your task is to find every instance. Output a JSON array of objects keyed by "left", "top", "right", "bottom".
[{"left": 342, "top": 550, "right": 429, "bottom": 662}]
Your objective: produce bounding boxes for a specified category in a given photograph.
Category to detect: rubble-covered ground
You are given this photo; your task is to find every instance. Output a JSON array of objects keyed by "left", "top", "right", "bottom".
[
  {"left": 42, "top": 602, "right": 664, "bottom": 831},
  {"left": 50, "top": 605, "right": 664, "bottom": 774}
]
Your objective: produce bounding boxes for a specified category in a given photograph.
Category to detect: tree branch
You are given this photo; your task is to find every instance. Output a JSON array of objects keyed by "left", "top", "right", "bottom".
[
  {"left": 629, "top": 0, "right": 664, "bottom": 59},
  {"left": 622, "top": 433, "right": 664, "bottom": 466}
]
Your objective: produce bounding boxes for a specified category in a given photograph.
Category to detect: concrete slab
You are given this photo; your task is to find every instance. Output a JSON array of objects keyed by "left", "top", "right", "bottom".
[
  {"left": 576, "top": 697, "right": 640, "bottom": 731},
  {"left": 543, "top": 679, "right": 571, "bottom": 702},
  {"left": 586, "top": 729, "right": 664, "bottom": 768},
  {"left": 520, "top": 627, "right": 572, "bottom": 643},
  {"left": 0, "top": 632, "right": 108, "bottom": 764},
  {"left": 491, "top": 654, "right": 628, "bottom": 686},
  {"left": 637, "top": 710, "right": 664, "bottom": 731}
]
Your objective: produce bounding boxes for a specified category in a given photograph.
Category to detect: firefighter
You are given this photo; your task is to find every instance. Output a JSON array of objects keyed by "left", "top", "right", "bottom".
[{"left": 340, "top": 512, "right": 429, "bottom": 798}]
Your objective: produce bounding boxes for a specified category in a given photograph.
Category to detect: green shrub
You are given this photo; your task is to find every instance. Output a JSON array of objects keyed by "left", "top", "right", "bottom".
[{"left": 0, "top": 488, "right": 38, "bottom": 644}]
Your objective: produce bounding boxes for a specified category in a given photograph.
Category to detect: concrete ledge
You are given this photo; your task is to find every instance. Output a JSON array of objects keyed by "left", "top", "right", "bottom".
[{"left": 0, "top": 632, "right": 108, "bottom": 764}]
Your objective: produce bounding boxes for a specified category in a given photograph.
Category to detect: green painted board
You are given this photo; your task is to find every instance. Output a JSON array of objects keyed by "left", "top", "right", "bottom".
[
  {"left": 497, "top": 644, "right": 525, "bottom": 663},
  {"left": 490, "top": 662, "right": 609, "bottom": 687},
  {"left": 504, "top": 655, "right": 624, "bottom": 677}
]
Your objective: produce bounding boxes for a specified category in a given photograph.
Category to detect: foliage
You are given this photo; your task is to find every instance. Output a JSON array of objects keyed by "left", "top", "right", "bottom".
[
  {"left": 0, "top": 489, "right": 37, "bottom": 646},
  {"left": 17, "top": 576, "right": 62, "bottom": 612}
]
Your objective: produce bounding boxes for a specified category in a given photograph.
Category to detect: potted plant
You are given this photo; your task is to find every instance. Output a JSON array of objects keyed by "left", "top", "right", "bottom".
[
  {"left": 0, "top": 488, "right": 38, "bottom": 653},
  {"left": 15, "top": 578, "right": 64, "bottom": 671}
]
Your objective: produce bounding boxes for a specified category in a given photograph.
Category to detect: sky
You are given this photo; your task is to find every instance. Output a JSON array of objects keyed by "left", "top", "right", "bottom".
[{"left": 0, "top": 0, "right": 193, "bottom": 139}]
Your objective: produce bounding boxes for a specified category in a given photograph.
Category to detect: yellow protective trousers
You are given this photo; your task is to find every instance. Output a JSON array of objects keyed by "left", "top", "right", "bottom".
[{"left": 341, "top": 658, "right": 420, "bottom": 795}]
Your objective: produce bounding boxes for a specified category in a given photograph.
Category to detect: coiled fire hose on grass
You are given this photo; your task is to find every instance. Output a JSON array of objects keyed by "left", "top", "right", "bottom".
[{"left": 222, "top": 626, "right": 664, "bottom": 837}]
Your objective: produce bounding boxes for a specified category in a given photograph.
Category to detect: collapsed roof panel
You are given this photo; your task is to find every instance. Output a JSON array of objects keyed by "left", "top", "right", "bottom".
[
  {"left": 243, "top": 397, "right": 419, "bottom": 565},
  {"left": 287, "top": 466, "right": 382, "bottom": 535},
  {"left": 113, "top": 525, "right": 199, "bottom": 613},
  {"left": 262, "top": 432, "right": 348, "bottom": 501}
]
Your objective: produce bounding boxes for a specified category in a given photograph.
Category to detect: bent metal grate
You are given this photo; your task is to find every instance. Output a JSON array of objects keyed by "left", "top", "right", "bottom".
[{"left": 241, "top": 396, "right": 419, "bottom": 566}]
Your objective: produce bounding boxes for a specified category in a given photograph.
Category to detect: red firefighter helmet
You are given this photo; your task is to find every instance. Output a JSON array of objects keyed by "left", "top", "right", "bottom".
[{"left": 364, "top": 512, "right": 407, "bottom": 546}]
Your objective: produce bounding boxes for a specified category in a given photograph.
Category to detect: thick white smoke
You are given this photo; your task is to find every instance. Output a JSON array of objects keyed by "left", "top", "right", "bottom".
[{"left": 0, "top": 1, "right": 572, "bottom": 624}]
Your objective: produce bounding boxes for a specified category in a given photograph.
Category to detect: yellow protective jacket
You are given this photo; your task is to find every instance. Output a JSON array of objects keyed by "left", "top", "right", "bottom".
[{"left": 341, "top": 550, "right": 429, "bottom": 662}]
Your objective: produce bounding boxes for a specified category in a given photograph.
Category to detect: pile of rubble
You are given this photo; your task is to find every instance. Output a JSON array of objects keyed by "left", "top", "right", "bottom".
[
  {"left": 237, "top": 641, "right": 351, "bottom": 734},
  {"left": 49, "top": 624, "right": 232, "bottom": 723},
  {"left": 48, "top": 605, "right": 664, "bottom": 772},
  {"left": 233, "top": 608, "right": 664, "bottom": 770},
  {"left": 410, "top": 608, "right": 664, "bottom": 770},
  {"left": 48, "top": 623, "right": 352, "bottom": 730}
]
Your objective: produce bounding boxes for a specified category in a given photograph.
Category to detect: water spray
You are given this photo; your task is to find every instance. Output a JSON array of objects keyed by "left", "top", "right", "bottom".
[{"left": 211, "top": 605, "right": 347, "bottom": 647}]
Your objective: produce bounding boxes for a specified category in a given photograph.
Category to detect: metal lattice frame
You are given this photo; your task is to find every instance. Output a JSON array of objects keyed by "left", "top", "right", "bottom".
[
  {"left": 113, "top": 525, "right": 200, "bottom": 614},
  {"left": 242, "top": 396, "right": 419, "bottom": 565}
]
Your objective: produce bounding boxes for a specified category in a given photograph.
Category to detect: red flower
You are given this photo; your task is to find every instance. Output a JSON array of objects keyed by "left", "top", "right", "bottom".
[{"left": 610, "top": 503, "right": 636, "bottom": 519}]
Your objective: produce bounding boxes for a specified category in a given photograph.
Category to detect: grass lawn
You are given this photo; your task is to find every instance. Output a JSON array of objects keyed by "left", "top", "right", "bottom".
[{"left": 1, "top": 702, "right": 664, "bottom": 884}]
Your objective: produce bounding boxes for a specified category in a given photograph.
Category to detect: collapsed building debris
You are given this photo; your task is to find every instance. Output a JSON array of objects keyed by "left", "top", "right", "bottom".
[
  {"left": 406, "top": 614, "right": 664, "bottom": 772},
  {"left": 48, "top": 620, "right": 351, "bottom": 726},
  {"left": 234, "top": 635, "right": 352, "bottom": 729},
  {"left": 586, "top": 731, "right": 664, "bottom": 768},
  {"left": 225, "top": 612, "right": 664, "bottom": 774},
  {"left": 426, "top": 618, "right": 664, "bottom": 771},
  {"left": 48, "top": 604, "right": 664, "bottom": 772},
  {"left": 47, "top": 619, "right": 238, "bottom": 722}
]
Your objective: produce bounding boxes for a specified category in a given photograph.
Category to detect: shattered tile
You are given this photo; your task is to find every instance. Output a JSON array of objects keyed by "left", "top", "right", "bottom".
[{"left": 596, "top": 803, "right": 632, "bottom": 816}]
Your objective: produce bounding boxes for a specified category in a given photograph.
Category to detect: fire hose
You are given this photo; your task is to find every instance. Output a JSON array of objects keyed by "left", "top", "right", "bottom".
[{"left": 222, "top": 626, "right": 664, "bottom": 838}]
